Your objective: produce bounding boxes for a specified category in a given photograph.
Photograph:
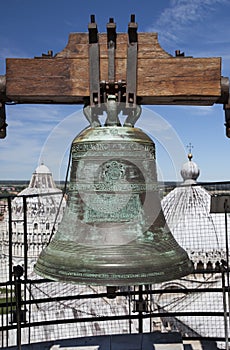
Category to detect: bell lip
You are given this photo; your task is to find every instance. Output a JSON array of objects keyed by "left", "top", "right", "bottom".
[{"left": 34, "top": 260, "right": 194, "bottom": 286}]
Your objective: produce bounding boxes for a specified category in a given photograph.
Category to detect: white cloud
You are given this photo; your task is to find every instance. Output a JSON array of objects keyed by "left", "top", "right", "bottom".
[
  {"left": 0, "top": 104, "right": 83, "bottom": 180},
  {"left": 147, "top": 0, "right": 229, "bottom": 47}
]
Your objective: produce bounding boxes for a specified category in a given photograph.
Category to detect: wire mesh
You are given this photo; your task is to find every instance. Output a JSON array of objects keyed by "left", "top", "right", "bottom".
[{"left": 0, "top": 182, "right": 230, "bottom": 349}]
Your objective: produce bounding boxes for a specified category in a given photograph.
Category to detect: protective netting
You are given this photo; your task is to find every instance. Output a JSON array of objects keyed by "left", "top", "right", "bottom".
[{"left": 0, "top": 182, "right": 230, "bottom": 349}]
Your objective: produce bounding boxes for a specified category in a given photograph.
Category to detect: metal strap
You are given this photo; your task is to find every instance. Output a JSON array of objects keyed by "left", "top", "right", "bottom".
[
  {"left": 107, "top": 18, "right": 116, "bottom": 83},
  {"left": 126, "top": 14, "right": 138, "bottom": 107},
  {"left": 88, "top": 15, "right": 100, "bottom": 107},
  {"left": 0, "top": 102, "right": 7, "bottom": 138},
  {"left": 224, "top": 78, "right": 230, "bottom": 138}
]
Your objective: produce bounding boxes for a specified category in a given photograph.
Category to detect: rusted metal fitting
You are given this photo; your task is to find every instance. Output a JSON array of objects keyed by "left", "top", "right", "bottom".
[
  {"left": 222, "top": 77, "right": 230, "bottom": 138},
  {"left": 218, "top": 76, "right": 230, "bottom": 104},
  {"left": 0, "top": 75, "right": 6, "bottom": 95}
]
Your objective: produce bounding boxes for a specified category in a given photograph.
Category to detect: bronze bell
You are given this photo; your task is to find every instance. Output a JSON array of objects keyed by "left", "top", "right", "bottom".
[{"left": 35, "top": 99, "right": 193, "bottom": 285}]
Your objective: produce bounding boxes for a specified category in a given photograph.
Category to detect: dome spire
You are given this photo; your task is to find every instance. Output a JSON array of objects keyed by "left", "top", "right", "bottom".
[
  {"left": 180, "top": 143, "right": 200, "bottom": 183},
  {"left": 187, "top": 142, "right": 193, "bottom": 161}
]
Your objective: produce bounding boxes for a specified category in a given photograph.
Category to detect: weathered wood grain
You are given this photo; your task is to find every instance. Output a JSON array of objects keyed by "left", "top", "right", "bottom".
[
  {"left": 5, "top": 32, "right": 222, "bottom": 105},
  {"left": 56, "top": 33, "right": 172, "bottom": 59}
]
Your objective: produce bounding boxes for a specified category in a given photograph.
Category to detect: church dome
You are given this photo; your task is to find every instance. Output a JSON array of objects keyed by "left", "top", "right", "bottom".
[
  {"left": 34, "top": 163, "right": 51, "bottom": 174},
  {"left": 161, "top": 151, "right": 226, "bottom": 268},
  {"left": 14, "top": 162, "right": 63, "bottom": 207},
  {"left": 180, "top": 153, "right": 200, "bottom": 184},
  {"left": 0, "top": 162, "right": 66, "bottom": 273},
  {"left": 20, "top": 162, "right": 58, "bottom": 194}
]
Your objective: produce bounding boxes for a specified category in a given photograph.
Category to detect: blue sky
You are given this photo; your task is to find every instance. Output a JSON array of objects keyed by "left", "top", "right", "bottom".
[{"left": 0, "top": 0, "right": 230, "bottom": 182}]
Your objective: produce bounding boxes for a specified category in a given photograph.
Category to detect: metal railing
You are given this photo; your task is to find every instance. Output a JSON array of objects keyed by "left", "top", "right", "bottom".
[{"left": 0, "top": 183, "right": 230, "bottom": 349}]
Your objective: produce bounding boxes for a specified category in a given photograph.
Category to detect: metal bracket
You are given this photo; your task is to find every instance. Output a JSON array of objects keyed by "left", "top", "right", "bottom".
[
  {"left": 107, "top": 18, "right": 116, "bottom": 84},
  {"left": 123, "top": 104, "right": 142, "bottom": 127},
  {"left": 88, "top": 15, "right": 100, "bottom": 107},
  {"left": 224, "top": 79, "right": 230, "bottom": 138},
  {"left": 86, "top": 15, "right": 140, "bottom": 127},
  {"left": 225, "top": 107, "right": 230, "bottom": 138},
  {"left": 100, "top": 80, "right": 126, "bottom": 105},
  {"left": 83, "top": 104, "right": 101, "bottom": 127},
  {"left": 126, "top": 14, "right": 138, "bottom": 107},
  {"left": 87, "top": 14, "right": 138, "bottom": 109},
  {"left": 34, "top": 50, "right": 54, "bottom": 59},
  {"left": 0, "top": 102, "right": 7, "bottom": 138}
]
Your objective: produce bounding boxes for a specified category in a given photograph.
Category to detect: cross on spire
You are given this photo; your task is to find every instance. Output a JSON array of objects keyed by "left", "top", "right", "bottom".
[{"left": 186, "top": 143, "right": 194, "bottom": 161}]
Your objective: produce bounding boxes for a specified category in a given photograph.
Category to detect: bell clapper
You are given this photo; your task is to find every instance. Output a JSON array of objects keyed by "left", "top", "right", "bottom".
[{"left": 106, "top": 286, "right": 118, "bottom": 299}]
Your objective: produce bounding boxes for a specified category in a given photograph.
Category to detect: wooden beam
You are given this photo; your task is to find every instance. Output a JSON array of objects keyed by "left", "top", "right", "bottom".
[{"left": 5, "top": 33, "right": 222, "bottom": 106}]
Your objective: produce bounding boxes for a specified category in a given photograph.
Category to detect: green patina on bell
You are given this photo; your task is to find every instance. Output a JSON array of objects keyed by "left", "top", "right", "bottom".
[{"left": 35, "top": 99, "right": 193, "bottom": 285}]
